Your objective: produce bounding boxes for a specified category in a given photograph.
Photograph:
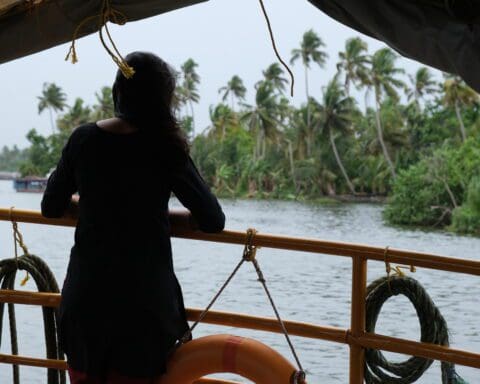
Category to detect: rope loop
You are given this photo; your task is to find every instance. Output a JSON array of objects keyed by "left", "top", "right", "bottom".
[
  {"left": 384, "top": 246, "right": 416, "bottom": 293},
  {"left": 243, "top": 228, "right": 258, "bottom": 262},
  {"left": 65, "top": 0, "right": 135, "bottom": 78},
  {"left": 0, "top": 254, "right": 65, "bottom": 384},
  {"left": 365, "top": 275, "right": 468, "bottom": 383}
]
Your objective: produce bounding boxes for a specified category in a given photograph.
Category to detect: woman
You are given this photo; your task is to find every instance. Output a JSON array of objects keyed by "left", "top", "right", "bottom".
[{"left": 41, "top": 52, "right": 225, "bottom": 383}]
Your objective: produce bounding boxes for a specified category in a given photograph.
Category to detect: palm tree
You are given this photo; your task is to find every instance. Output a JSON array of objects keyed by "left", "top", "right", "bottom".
[
  {"left": 337, "top": 37, "right": 370, "bottom": 96},
  {"left": 209, "top": 104, "right": 236, "bottom": 140},
  {"left": 56, "top": 98, "right": 92, "bottom": 134},
  {"left": 291, "top": 29, "right": 328, "bottom": 101},
  {"left": 37, "top": 82, "right": 67, "bottom": 134},
  {"left": 241, "top": 82, "right": 278, "bottom": 159},
  {"left": 291, "top": 29, "right": 328, "bottom": 154},
  {"left": 407, "top": 67, "right": 437, "bottom": 105},
  {"left": 317, "top": 79, "right": 356, "bottom": 194},
  {"left": 290, "top": 107, "right": 309, "bottom": 161},
  {"left": 442, "top": 74, "right": 478, "bottom": 142},
  {"left": 218, "top": 75, "right": 246, "bottom": 111},
  {"left": 92, "top": 86, "right": 114, "bottom": 120},
  {"left": 261, "top": 63, "right": 288, "bottom": 94},
  {"left": 369, "top": 48, "right": 406, "bottom": 179},
  {"left": 180, "top": 59, "right": 200, "bottom": 129}
]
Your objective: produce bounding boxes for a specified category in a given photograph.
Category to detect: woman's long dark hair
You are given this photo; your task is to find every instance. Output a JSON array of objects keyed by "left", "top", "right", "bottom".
[{"left": 112, "top": 52, "right": 189, "bottom": 165}]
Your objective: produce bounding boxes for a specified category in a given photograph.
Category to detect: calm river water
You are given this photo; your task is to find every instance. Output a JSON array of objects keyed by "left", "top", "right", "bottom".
[{"left": 0, "top": 179, "right": 478, "bottom": 383}]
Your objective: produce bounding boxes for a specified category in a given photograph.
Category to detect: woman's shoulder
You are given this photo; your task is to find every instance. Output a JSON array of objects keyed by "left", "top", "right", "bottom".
[{"left": 69, "top": 123, "right": 97, "bottom": 139}]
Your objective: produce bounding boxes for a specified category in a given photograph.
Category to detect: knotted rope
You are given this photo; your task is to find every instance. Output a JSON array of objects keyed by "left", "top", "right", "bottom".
[
  {"left": 178, "top": 228, "right": 306, "bottom": 383},
  {"left": 65, "top": 0, "right": 135, "bottom": 78},
  {"left": 0, "top": 212, "right": 65, "bottom": 384},
  {"left": 365, "top": 275, "right": 468, "bottom": 383}
]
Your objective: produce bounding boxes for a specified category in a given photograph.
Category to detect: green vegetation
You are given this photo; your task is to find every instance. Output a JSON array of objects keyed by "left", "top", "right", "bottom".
[
  {"left": 9, "top": 32, "right": 480, "bottom": 235},
  {"left": 0, "top": 145, "right": 27, "bottom": 172}
]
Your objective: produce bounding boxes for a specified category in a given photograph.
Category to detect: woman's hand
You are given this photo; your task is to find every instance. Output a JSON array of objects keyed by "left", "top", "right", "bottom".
[
  {"left": 169, "top": 209, "right": 199, "bottom": 231},
  {"left": 63, "top": 194, "right": 79, "bottom": 219}
]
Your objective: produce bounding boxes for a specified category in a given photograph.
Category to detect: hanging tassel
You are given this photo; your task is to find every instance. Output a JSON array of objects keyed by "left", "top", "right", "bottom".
[{"left": 65, "top": 0, "right": 135, "bottom": 78}]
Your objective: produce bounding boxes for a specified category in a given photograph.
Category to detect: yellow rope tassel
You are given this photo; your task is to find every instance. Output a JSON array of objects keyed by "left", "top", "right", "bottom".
[
  {"left": 20, "top": 273, "right": 30, "bottom": 287},
  {"left": 65, "top": 0, "right": 134, "bottom": 78}
]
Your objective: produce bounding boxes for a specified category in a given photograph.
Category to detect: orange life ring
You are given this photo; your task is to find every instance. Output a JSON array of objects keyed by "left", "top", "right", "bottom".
[{"left": 158, "top": 334, "right": 304, "bottom": 384}]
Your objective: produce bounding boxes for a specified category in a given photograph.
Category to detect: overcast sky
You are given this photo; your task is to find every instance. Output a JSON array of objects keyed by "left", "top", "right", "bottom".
[{"left": 0, "top": 0, "right": 440, "bottom": 148}]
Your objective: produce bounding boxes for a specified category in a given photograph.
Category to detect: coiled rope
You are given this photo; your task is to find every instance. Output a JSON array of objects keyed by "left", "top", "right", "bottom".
[
  {"left": 0, "top": 212, "right": 65, "bottom": 384},
  {"left": 365, "top": 275, "right": 468, "bottom": 384}
]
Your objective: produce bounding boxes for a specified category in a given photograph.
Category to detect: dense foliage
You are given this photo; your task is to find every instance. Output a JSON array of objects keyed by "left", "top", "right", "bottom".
[
  {"left": 0, "top": 145, "right": 27, "bottom": 172},
  {"left": 5, "top": 31, "right": 480, "bottom": 235}
]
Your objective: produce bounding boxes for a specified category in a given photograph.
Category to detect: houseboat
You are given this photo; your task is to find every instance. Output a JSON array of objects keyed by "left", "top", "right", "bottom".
[{"left": 13, "top": 176, "right": 48, "bottom": 193}]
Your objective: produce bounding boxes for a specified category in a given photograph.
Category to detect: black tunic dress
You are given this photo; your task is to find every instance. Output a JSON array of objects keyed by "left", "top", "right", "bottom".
[{"left": 41, "top": 123, "right": 225, "bottom": 378}]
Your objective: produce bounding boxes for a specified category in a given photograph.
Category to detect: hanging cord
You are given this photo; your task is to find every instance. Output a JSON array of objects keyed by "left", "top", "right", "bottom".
[
  {"left": 177, "top": 228, "right": 306, "bottom": 383},
  {"left": 65, "top": 0, "right": 135, "bottom": 78},
  {"left": 9, "top": 207, "right": 30, "bottom": 286},
  {"left": 1, "top": 209, "right": 65, "bottom": 384},
  {"left": 179, "top": 255, "right": 247, "bottom": 344},
  {"left": 365, "top": 275, "right": 468, "bottom": 384},
  {"left": 257, "top": 0, "right": 295, "bottom": 97},
  {"left": 247, "top": 233, "right": 306, "bottom": 383}
]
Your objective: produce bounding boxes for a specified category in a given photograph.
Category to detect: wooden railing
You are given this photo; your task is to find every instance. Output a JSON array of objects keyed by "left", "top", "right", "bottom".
[{"left": 0, "top": 207, "right": 480, "bottom": 383}]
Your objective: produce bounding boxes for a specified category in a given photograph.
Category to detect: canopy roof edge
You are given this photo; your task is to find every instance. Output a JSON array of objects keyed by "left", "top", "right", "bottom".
[{"left": 0, "top": 0, "right": 208, "bottom": 65}]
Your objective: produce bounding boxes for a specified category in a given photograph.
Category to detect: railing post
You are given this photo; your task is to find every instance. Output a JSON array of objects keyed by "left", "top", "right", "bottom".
[{"left": 350, "top": 255, "right": 367, "bottom": 384}]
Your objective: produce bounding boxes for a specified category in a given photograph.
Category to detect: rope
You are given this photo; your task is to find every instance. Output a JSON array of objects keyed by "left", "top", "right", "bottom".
[
  {"left": 365, "top": 275, "right": 468, "bottom": 384},
  {"left": 65, "top": 0, "right": 135, "bottom": 78},
  {"left": 10, "top": 207, "right": 30, "bottom": 286},
  {"left": 257, "top": 0, "right": 295, "bottom": 97},
  {"left": 179, "top": 256, "right": 246, "bottom": 344},
  {"left": 0, "top": 213, "right": 65, "bottom": 384},
  {"left": 178, "top": 228, "right": 306, "bottom": 383},
  {"left": 0, "top": 254, "right": 65, "bottom": 384},
  {"left": 250, "top": 256, "right": 306, "bottom": 382}
]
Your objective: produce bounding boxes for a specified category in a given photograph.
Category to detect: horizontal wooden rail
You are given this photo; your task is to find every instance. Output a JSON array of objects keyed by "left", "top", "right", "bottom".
[
  {"left": 1, "top": 208, "right": 480, "bottom": 276},
  {"left": 354, "top": 333, "right": 480, "bottom": 369},
  {"left": 0, "top": 290, "right": 348, "bottom": 343},
  {"left": 0, "top": 354, "right": 239, "bottom": 384},
  {"left": 1, "top": 289, "right": 479, "bottom": 370}
]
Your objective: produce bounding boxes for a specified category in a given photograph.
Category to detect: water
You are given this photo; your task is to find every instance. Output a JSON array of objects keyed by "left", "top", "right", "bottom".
[{"left": 0, "top": 179, "right": 479, "bottom": 383}]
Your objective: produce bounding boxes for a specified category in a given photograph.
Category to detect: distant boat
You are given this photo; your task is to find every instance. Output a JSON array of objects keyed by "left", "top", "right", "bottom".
[{"left": 13, "top": 176, "right": 48, "bottom": 193}]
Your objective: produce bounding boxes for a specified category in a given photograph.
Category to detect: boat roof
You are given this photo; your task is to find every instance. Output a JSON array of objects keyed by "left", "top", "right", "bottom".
[
  {"left": 1, "top": 0, "right": 479, "bottom": 91},
  {"left": 0, "top": 0, "right": 207, "bottom": 64}
]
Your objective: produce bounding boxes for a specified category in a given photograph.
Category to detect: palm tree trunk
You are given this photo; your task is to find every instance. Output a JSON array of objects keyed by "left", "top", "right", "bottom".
[
  {"left": 286, "top": 139, "right": 298, "bottom": 193},
  {"left": 329, "top": 129, "right": 356, "bottom": 195},
  {"left": 454, "top": 100, "right": 467, "bottom": 142},
  {"left": 345, "top": 76, "right": 351, "bottom": 97},
  {"left": 374, "top": 96, "right": 396, "bottom": 179},
  {"left": 442, "top": 178, "right": 458, "bottom": 208},
  {"left": 189, "top": 100, "right": 196, "bottom": 131},
  {"left": 48, "top": 107, "right": 55, "bottom": 135},
  {"left": 304, "top": 65, "right": 312, "bottom": 157}
]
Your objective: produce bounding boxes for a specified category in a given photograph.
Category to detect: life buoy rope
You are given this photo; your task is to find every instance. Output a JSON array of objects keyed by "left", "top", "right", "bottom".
[{"left": 159, "top": 334, "right": 301, "bottom": 384}]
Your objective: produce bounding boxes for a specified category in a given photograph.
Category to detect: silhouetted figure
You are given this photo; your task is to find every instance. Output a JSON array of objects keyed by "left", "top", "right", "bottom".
[{"left": 41, "top": 52, "right": 225, "bottom": 384}]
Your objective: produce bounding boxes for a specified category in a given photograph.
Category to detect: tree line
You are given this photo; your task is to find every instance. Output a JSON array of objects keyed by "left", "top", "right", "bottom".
[{"left": 1, "top": 30, "right": 479, "bottom": 235}]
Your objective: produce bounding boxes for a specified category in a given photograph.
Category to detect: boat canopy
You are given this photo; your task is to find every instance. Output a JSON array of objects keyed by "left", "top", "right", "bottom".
[
  {"left": 0, "top": 0, "right": 207, "bottom": 65},
  {"left": 309, "top": 0, "right": 480, "bottom": 91},
  {"left": 1, "top": 0, "right": 480, "bottom": 91}
]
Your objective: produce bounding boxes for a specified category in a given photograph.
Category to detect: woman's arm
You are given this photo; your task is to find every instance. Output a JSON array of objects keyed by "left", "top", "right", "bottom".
[
  {"left": 41, "top": 135, "right": 78, "bottom": 218},
  {"left": 171, "top": 157, "right": 225, "bottom": 233}
]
